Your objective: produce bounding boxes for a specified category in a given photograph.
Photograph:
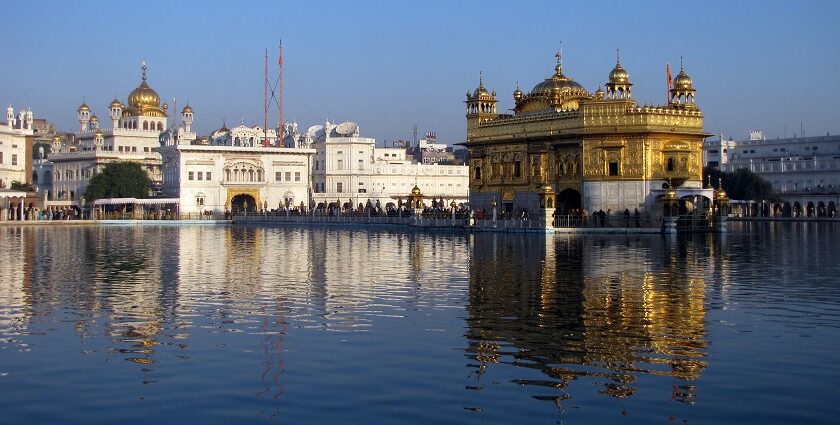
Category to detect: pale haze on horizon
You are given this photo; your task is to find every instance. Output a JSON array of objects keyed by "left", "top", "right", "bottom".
[{"left": 2, "top": 0, "right": 838, "bottom": 145}]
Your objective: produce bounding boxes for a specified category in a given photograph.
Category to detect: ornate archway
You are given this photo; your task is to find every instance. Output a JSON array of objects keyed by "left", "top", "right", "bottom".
[
  {"left": 230, "top": 194, "right": 256, "bottom": 213},
  {"left": 556, "top": 188, "right": 581, "bottom": 214}
]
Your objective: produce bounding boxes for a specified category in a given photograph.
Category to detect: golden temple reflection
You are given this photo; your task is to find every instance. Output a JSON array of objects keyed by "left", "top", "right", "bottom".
[{"left": 466, "top": 233, "right": 712, "bottom": 402}]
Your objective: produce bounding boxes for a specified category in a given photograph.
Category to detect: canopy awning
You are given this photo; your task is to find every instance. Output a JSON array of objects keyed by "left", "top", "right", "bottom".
[
  {"left": 92, "top": 198, "right": 180, "bottom": 206},
  {"left": 0, "top": 189, "right": 28, "bottom": 199}
]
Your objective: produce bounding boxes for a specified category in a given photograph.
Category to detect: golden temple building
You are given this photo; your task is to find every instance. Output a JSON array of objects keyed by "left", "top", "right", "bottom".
[{"left": 463, "top": 51, "right": 712, "bottom": 219}]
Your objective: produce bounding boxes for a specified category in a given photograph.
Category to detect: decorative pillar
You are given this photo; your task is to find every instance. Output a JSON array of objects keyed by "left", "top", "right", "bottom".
[
  {"left": 491, "top": 198, "right": 498, "bottom": 227},
  {"left": 536, "top": 182, "right": 556, "bottom": 230},
  {"left": 714, "top": 180, "right": 730, "bottom": 233},
  {"left": 660, "top": 188, "right": 678, "bottom": 234}
]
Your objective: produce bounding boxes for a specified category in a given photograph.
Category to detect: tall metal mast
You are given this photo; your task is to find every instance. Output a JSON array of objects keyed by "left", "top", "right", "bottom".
[
  {"left": 264, "top": 48, "right": 269, "bottom": 147},
  {"left": 278, "top": 41, "right": 283, "bottom": 143}
]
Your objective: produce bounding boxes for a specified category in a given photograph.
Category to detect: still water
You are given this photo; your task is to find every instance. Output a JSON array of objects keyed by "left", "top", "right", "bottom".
[{"left": 0, "top": 223, "right": 838, "bottom": 424}]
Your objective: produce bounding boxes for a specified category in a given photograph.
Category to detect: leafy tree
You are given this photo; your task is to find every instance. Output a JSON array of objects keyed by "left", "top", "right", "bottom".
[
  {"left": 84, "top": 162, "right": 151, "bottom": 202},
  {"left": 33, "top": 142, "right": 52, "bottom": 159},
  {"left": 703, "top": 166, "right": 782, "bottom": 202},
  {"left": 10, "top": 181, "right": 33, "bottom": 191}
]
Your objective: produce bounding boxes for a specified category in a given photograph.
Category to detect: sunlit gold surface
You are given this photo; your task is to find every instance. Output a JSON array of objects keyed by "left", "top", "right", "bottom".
[{"left": 465, "top": 52, "right": 708, "bottom": 198}]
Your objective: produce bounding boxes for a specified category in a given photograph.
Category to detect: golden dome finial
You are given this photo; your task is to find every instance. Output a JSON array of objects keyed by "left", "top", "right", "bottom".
[
  {"left": 555, "top": 42, "right": 563, "bottom": 74},
  {"left": 616, "top": 48, "right": 621, "bottom": 65},
  {"left": 680, "top": 55, "right": 685, "bottom": 72},
  {"left": 141, "top": 60, "right": 147, "bottom": 81}
]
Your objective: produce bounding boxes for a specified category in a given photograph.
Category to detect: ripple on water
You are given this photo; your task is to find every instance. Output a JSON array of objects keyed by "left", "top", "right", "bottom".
[{"left": 0, "top": 224, "right": 838, "bottom": 424}]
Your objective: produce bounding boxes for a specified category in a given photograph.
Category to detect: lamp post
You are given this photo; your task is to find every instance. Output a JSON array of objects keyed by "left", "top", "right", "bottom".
[{"left": 491, "top": 197, "right": 498, "bottom": 226}]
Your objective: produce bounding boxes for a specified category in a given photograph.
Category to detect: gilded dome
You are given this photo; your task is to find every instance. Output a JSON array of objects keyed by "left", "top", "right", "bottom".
[
  {"left": 182, "top": 105, "right": 193, "bottom": 114},
  {"left": 128, "top": 63, "right": 161, "bottom": 109},
  {"left": 609, "top": 62, "right": 629, "bottom": 84},
  {"left": 513, "top": 84, "right": 523, "bottom": 102},
  {"left": 90, "top": 115, "right": 99, "bottom": 122},
  {"left": 110, "top": 98, "right": 123, "bottom": 108},
  {"left": 468, "top": 72, "right": 494, "bottom": 99},
  {"left": 673, "top": 68, "right": 693, "bottom": 90},
  {"left": 78, "top": 102, "right": 90, "bottom": 112},
  {"left": 411, "top": 185, "right": 422, "bottom": 195},
  {"left": 530, "top": 64, "right": 587, "bottom": 95},
  {"left": 129, "top": 81, "right": 160, "bottom": 109}
]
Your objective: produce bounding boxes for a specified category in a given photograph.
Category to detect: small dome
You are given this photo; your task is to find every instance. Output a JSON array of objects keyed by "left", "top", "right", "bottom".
[
  {"left": 78, "top": 102, "right": 90, "bottom": 112},
  {"left": 94, "top": 129, "right": 104, "bottom": 137},
  {"left": 609, "top": 62, "right": 630, "bottom": 85},
  {"left": 470, "top": 72, "right": 493, "bottom": 99},
  {"left": 182, "top": 105, "right": 193, "bottom": 114},
  {"left": 673, "top": 69, "right": 693, "bottom": 90},
  {"left": 714, "top": 187, "right": 729, "bottom": 202},
  {"left": 411, "top": 185, "right": 421, "bottom": 195},
  {"left": 594, "top": 86, "right": 605, "bottom": 100},
  {"left": 90, "top": 115, "right": 99, "bottom": 122},
  {"left": 513, "top": 85, "right": 523, "bottom": 102},
  {"left": 110, "top": 98, "right": 122, "bottom": 108}
]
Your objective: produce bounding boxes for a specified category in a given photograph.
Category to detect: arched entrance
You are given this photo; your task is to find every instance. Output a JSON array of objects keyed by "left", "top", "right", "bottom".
[
  {"left": 556, "top": 188, "right": 581, "bottom": 214},
  {"left": 283, "top": 191, "right": 295, "bottom": 208},
  {"left": 807, "top": 201, "right": 815, "bottom": 217},
  {"left": 783, "top": 201, "right": 792, "bottom": 217},
  {"left": 231, "top": 194, "right": 256, "bottom": 213},
  {"left": 829, "top": 201, "right": 837, "bottom": 217}
]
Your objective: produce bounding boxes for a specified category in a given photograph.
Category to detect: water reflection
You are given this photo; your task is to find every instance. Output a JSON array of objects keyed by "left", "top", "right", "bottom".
[
  {"left": 4, "top": 223, "right": 840, "bottom": 423},
  {"left": 465, "top": 233, "right": 716, "bottom": 404}
]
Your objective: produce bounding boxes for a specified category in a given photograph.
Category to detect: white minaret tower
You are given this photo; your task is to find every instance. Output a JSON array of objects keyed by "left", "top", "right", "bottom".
[
  {"left": 6, "top": 105, "right": 13, "bottom": 127},
  {"left": 182, "top": 105, "right": 193, "bottom": 134},
  {"left": 110, "top": 99, "right": 123, "bottom": 126},
  {"left": 78, "top": 100, "right": 91, "bottom": 131},
  {"left": 24, "top": 109, "right": 33, "bottom": 129}
]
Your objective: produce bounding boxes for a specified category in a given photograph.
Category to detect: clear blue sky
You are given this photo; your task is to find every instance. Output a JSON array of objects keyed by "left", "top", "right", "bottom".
[{"left": 2, "top": 0, "right": 838, "bottom": 144}]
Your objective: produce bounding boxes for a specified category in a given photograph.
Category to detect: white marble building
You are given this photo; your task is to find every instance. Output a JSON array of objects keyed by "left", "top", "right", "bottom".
[
  {"left": 159, "top": 123, "right": 315, "bottom": 214},
  {"left": 1, "top": 105, "right": 33, "bottom": 189},
  {"left": 704, "top": 131, "right": 840, "bottom": 215},
  {"left": 285, "top": 121, "right": 469, "bottom": 210},
  {"left": 47, "top": 63, "right": 194, "bottom": 203}
]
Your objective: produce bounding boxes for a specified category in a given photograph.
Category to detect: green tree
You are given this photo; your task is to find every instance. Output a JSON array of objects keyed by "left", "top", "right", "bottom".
[
  {"left": 10, "top": 181, "right": 33, "bottom": 192},
  {"left": 84, "top": 162, "right": 151, "bottom": 202},
  {"left": 703, "top": 166, "right": 782, "bottom": 202}
]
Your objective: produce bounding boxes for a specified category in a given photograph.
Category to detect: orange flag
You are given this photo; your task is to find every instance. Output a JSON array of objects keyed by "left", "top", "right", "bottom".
[{"left": 666, "top": 63, "right": 673, "bottom": 88}]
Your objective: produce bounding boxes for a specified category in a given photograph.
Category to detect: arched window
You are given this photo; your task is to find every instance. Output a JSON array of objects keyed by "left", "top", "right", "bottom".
[
  {"left": 666, "top": 157, "right": 675, "bottom": 172},
  {"left": 157, "top": 122, "right": 163, "bottom": 131},
  {"left": 225, "top": 169, "right": 231, "bottom": 181},
  {"left": 474, "top": 166, "right": 481, "bottom": 180},
  {"left": 143, "top": 121, "right": 149, "bottom": 130}
]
